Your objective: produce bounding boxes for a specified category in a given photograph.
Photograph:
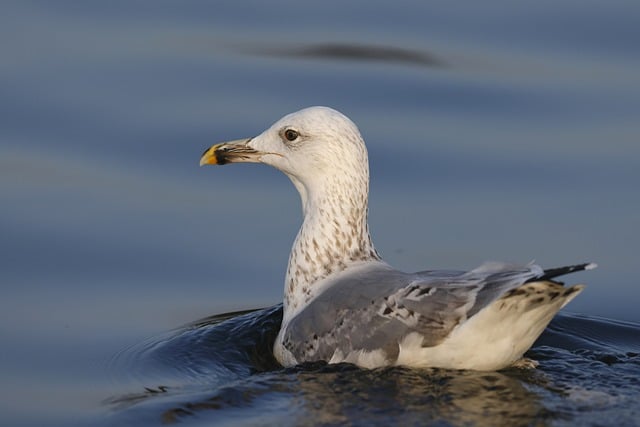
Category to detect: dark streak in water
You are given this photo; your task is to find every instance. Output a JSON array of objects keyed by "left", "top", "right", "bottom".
[{"left": 233, "top": 42, "right": 445, "bottom": 68}]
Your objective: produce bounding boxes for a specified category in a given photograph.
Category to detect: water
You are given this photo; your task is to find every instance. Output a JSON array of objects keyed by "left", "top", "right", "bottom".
[
  {"left": 1, "top": 1, "right": 640, "bottom": 426},
  {"left": 106, "top": 307, "right": 640, "bottom": 426}
]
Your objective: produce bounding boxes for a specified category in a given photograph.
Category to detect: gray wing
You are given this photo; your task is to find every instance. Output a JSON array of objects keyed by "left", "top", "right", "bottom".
[{"left": 282, "top": 262, "right": 543, "bottom": 364}]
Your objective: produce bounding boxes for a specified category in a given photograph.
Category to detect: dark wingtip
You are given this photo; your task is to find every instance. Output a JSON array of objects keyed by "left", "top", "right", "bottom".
[{"left": 534, "top": 263, "right": 597, "bottom": 282}]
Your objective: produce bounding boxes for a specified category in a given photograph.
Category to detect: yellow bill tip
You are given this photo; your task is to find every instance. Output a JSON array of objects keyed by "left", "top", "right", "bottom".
[{"left": 199, "top": 145, "right": 220, "bottom": 166}]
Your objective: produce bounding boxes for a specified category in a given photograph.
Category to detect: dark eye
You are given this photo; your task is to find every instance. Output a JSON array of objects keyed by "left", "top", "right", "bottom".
[{"left": 284, "top": 129, "right": 299, "bottom": 142}]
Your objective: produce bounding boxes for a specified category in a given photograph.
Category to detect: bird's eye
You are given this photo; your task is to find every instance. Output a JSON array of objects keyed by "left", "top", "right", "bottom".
[{"left": 284, "top": 129, "right": 299, "bottom": 142}]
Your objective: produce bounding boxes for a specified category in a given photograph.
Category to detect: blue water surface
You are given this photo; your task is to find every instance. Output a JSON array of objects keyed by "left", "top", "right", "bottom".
[{"left": 1, "top": 1, "right": 639, "bottom": 426}]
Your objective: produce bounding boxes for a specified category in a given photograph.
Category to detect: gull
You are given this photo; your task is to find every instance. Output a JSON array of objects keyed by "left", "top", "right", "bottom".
[{"left": 199, "top": 106, "right": 595, "bottom": 370}]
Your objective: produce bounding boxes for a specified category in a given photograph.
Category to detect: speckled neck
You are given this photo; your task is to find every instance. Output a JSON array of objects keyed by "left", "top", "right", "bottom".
[{"left": 283, "top": 164, "right": 381, "bottom": 321}]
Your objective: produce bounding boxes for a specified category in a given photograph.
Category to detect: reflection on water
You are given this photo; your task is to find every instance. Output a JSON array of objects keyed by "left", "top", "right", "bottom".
[
  {"left": 150, "top": 367, "right": 545, "bottom": 426},
  {"left": 290, "top": 366, "right": 544, "bottom": 426},
  {"left": 106, "top": 307, "right": 640, "bottom": 426}
]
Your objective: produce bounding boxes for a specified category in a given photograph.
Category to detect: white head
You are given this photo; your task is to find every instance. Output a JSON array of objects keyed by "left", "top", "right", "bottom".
[
  {"left": 201, "top": 106, "right": 369, "bottom": 214},
  {"left": 201, "top": 106, "right": 380, "bottom": 316}
]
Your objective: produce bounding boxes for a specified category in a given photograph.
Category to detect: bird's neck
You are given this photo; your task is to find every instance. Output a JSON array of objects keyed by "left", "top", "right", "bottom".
[{"left": 283, "top": 175, "right": 381, "bottom": 321}]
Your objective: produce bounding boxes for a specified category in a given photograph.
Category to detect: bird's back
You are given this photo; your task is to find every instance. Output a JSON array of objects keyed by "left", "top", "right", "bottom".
[{"left": 275, "top": 261, "right": 585, "bottom": 369}]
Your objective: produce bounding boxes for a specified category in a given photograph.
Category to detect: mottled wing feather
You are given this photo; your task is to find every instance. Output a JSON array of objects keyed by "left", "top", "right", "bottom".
[{"left": 282, "top": 262, "right": 543, "bottom": 364}]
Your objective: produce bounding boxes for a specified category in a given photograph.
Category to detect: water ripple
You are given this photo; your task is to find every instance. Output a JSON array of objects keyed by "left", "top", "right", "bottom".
[{"left": 106, "top": 307, "right": 640, "bottom": 426}]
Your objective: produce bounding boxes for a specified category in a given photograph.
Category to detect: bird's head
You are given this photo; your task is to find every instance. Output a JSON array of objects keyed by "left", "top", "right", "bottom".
[{"left": 200, "top": 106, "right": 369, "bottom": 194}]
